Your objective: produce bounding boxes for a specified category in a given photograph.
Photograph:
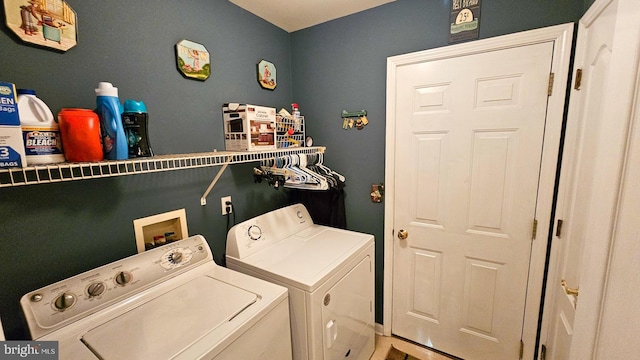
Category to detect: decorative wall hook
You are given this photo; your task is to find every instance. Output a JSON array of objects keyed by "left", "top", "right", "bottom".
[
  {"left": 370, "top": 183, "right": 384, "bottom": 203},
  {"left": 342, "top": 110, "right": 369, "bottom": 130}
]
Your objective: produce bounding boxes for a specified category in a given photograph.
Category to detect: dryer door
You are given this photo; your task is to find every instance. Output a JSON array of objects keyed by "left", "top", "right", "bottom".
[{"left": 321, "top": 256, "right": 374, "bottom": 360}]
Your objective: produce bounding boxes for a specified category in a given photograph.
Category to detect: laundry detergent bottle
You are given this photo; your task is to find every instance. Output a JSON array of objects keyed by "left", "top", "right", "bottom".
[
  {"left": 122, "top": 100, "right": 153, "bottom": 157},
  {"left": 95, "top": 82, "right": 127, "bottom": 160},
  {"left": 17, "top": 89, "right": 65, "bottom": 165}
]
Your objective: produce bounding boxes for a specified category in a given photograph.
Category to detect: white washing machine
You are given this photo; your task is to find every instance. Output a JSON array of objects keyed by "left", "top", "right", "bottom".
[
  {"left": 20, "top": 235, "right": 292, "bottom": 360},
  {"left": 226, "top": 204, "right": 375, "bottom": 360}
]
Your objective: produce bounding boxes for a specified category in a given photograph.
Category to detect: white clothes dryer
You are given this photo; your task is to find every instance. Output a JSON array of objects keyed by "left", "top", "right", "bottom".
[
  {"left": 226, "top": 204, "right": 375, "bottom": 360},
  {"left": 20, "top": 235, "right": 292, "bottom": 360}
]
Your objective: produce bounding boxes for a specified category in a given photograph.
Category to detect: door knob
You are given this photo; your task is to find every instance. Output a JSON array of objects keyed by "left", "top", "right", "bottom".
[
  {"left": 397, "top": 229, "right": 408, "bottom": 240},
  {"left": 561, "top": 279, "right": 579, "bottom": 297}
]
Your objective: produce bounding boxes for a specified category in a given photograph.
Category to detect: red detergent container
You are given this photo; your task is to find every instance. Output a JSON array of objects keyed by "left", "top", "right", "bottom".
[{"left": 58, "top": 108, "right": 103, "bottom": 162}]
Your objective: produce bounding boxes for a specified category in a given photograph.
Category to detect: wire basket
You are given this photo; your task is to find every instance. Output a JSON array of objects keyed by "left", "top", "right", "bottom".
[{"left": 276, "top": 115, "right": 305, "bottom": 148}]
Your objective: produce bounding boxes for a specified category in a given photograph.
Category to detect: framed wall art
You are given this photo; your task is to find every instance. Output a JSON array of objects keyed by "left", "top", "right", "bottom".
[
  {"left": 175, "top": 39, "right": 211, "bottom": 81},
  {"left": 257, "top": 59, "right": 276, "bottom": 90},
  {"left": 449, "top": 0, "right": 481, "bottom": 43},
  {"left": 3, "top": 0, "right": 78, "bottom": 52}
]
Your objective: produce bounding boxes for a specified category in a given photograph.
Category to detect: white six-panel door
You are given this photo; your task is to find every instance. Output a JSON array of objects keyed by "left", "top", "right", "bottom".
[
  {"left": 385, "top": 25, "right": 574, "bottom": 360},
  {"left": 392, "top": 41, "right": 552, "bottom": 360}
]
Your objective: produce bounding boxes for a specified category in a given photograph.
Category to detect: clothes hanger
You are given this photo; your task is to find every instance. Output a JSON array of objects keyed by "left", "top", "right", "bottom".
[
  {"left": 306, "top": 154, "right": 338, "bottom": 188},
  {"left": 297, "top": 154, "right": 327, "bottom": 188},
  {"left": 317, "top": 153, "right": 345, "bottom": 183},
  {"left": 283, "top": 154, "right": 328, "bottom": 190},
  {"left": 284, "top": 154, "right": 310, "bottom": 184}
]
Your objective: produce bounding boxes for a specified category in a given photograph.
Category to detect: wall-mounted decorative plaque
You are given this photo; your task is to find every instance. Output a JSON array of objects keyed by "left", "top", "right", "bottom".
[
  {"left": 175, "top": 39, "right": 211, "bottom": 81},
  {"left": 4, "top": 0, "right": 78, "bottom": 51},
  {"left": 257, "top": 59, "right": 276, "bottom": 90}
]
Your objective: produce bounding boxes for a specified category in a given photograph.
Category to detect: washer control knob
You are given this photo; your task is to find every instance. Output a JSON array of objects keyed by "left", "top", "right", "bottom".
[
  {"left": 248, "top": 225, "right": 262, "bottom": 240},
  {"left": 54, "top": 293, "right": 76, "bottom": 310},
  {"left": 115, "top": 271, "right": 132, "bottom": 286},
  {"left": 87, "top": 282, "right": 106, "bottom": 297},
  {"left": 170, "top": 251, "right": 183, "bottom": 264}
]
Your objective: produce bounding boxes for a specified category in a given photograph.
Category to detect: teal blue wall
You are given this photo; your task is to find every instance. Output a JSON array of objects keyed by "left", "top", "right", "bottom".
[{"left": 0, "top": 0, "right": 586, "bottom": 340}]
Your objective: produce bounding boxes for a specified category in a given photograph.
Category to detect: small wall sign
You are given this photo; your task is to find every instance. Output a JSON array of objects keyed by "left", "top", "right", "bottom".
[
  {"left": 449, "top": 0, "right": 481, "bottom": 44},
  {"left": 175, "top": 39, "right": 211, "bottom": 81},
  {"left": 257, "top": 59, "right": 276, "bottom": 90},
  {"left": 3, "top": 0, "right": 78, "bottom": 52}
]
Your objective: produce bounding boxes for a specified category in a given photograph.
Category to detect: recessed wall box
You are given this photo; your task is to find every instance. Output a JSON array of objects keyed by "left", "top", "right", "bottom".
[
  {"left": 223, "top": 103, "right": 276, "bottom": 151},
  {"left": 133, "top": 209, "right": 188, "bottom": 253}
]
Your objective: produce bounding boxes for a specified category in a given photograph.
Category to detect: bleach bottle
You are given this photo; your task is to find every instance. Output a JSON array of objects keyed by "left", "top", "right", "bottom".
[
  {"left": 95, "top": 82, "right": 127, "bottom": 160},
  {"left": 18, "top": 89, "right": 65, "bottom": 165}
]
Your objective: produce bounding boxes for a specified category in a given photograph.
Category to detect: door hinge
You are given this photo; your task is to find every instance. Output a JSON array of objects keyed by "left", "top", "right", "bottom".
[
  {"left": 540, "top": 344, "right": 547, "bottom": 360},
  {"left": 574, "top": 68, "right": 583, "bottom": 90},
  {"left": 555, "top": 219, "right": 563, "bottom": 237},
  {"left": 548, "top": 73, "right": 555, "bottom": 96},
  {"left": 532, "top": 219, "right": 538, "bottom": 240},
  {"left": 519, "top": 339, "right": 524, "bottom": 359}
]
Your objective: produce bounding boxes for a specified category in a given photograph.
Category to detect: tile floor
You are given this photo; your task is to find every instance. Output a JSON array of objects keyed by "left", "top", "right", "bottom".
[{"left": 370, "top": 334, "right": 455, "bottom": 360}]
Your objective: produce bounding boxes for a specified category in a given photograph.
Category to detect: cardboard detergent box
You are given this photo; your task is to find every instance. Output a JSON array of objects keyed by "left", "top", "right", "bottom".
[
  {"left": 0, "top": 82, "right": 26, "bottom": 168},
  {"left": 223, "top": 103, "right": 276, "bottom": 151}
]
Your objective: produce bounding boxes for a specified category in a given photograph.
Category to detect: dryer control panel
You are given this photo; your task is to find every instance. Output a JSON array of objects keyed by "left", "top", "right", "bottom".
[
  {"left": 226, "top": 203, "right": 312, "bottom": 259},
  {"left": 20, "top": 235, "right": 212, "bottom": 339}
]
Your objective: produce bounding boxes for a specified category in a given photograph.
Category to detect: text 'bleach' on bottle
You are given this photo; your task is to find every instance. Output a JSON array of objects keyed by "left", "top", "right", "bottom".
[
  {"left": 95, "top": 82, "right": 127, "bottom": 160},
  {"left": 18, "top": 89, "right": 65, "bottom": 165}
]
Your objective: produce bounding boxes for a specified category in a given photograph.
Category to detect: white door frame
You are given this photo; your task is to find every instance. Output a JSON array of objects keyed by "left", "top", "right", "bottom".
[
  {"left": 384, "top": 23, "right": 574, "bottom": 359},
  {"left": 594, "top": 57, "right": 640, "bottom": 359},
  {"left": 539, "top": 0, "right": 640, "bottom": 358}
]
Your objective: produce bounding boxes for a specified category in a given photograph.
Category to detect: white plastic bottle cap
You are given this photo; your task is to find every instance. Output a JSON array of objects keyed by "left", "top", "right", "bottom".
[{"left": 95, "top": 82, "right": 118, "bottom": 97}]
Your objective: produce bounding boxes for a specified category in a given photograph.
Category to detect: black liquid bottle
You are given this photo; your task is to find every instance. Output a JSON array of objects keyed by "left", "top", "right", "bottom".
[{"left": 122, "top": 100, "right": 154, "bottom": 157}]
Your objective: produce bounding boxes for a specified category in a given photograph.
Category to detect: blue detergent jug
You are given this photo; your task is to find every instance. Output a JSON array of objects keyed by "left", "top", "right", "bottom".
[{"left": 95, "top": 82, "right": 127, "bottom": 160}]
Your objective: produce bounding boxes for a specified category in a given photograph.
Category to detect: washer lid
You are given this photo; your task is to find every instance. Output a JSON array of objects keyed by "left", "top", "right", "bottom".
[
  {"left": 239, "top": 226, "right": 373, "bottom": 291},
  {"left": 81, "top": 275, "right": 257, "bottom": 360}
]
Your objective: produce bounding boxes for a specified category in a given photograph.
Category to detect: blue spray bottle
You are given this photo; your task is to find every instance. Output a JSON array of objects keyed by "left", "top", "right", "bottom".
[{"left": 95, "top": 82, "right": 128, "bottom": 160}]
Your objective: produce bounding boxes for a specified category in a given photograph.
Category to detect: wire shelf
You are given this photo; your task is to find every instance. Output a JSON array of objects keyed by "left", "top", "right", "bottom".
[{"left": 0, "top": 146, "right": 325, "bottom": 187}]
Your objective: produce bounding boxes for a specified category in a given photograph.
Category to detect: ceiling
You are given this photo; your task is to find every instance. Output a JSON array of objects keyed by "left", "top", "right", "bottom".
[{"left": 229, "top": 0, "right": 396, "bottom": 33}]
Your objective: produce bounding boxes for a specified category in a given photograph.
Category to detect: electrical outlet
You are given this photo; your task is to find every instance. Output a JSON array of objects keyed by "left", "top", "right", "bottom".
[{"left": 221, "top": 196, "right": 232, "bottom": 215}]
